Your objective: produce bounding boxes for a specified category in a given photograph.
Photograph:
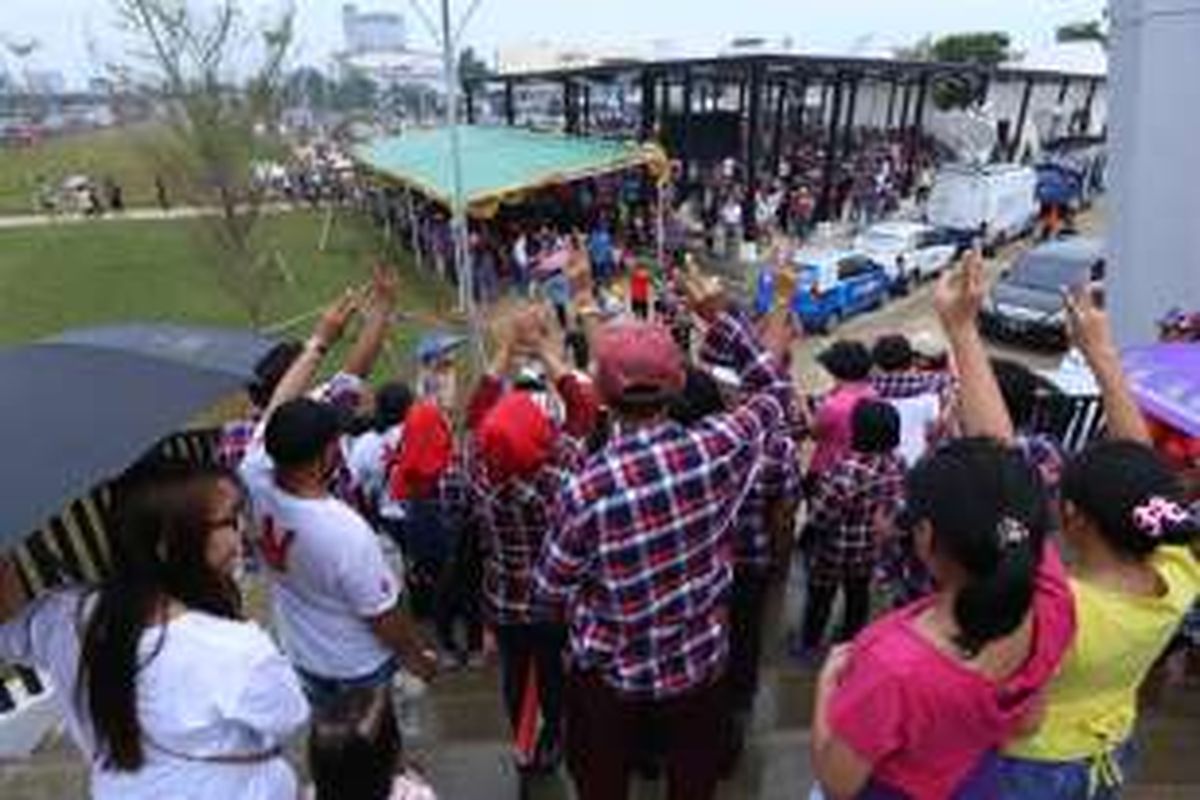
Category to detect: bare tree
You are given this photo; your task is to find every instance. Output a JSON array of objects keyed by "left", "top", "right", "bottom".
[{"left": 110, "top": 0, "right": 294, "bottom": 327}]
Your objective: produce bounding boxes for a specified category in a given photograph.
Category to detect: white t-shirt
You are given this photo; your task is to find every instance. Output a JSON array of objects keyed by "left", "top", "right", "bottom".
[
  {"left": 0, "top": 590, "right": 308, "bottom": 800},
  {"left": 890, "top": 393, "right": 941, "bottom": 468},
  {"left": 241, "top": 442, "right": 401, "bottom": 679},
  {"left": 347, "top": 426, "right": 406, "bottom": 520}
]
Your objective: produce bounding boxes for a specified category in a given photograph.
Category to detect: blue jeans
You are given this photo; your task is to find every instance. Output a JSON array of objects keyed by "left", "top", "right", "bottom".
[
  {"left": 295, "top": 657, "right": 397, "bottom": 712},
  {"left": 999, "top": 739, "right": 1138, "bottom": 800}
]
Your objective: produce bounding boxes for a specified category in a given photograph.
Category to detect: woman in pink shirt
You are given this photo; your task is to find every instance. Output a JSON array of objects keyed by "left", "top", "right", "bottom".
[
  {"left": 809, "top": 341, "right": 878, "bottom": 476},
  {"left": 810, "top": 255, "right": 1077, "bottom": 800}
]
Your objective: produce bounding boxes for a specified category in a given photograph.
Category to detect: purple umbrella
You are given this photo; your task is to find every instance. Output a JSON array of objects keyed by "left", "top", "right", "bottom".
[{"left": 1122, "top": 343, "right": 1200, "bottom": 436}]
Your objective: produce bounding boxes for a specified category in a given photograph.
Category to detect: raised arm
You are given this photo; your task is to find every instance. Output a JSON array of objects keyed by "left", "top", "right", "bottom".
[
  {"left": 1065, "top": 286, "right": 1151, "bottom": 445},
  {"left": 341, "top": 264, "right": 398, "bottom": 379},
  {"left": 0, "top": 557, "right": 29, "bottom": 625},
  {"left": 934, "top": 252, "right": 1015, "bottom": 443},
  {"left": 262, "top": 291, "right": 357, "bottom": 419}
]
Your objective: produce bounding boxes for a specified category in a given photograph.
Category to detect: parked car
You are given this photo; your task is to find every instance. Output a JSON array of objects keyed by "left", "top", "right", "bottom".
[
  {"left": 854, "top": 221, "right": 958, "bottom": 292},
  {"left": 979, "top": 236, "right": 1106, "bottom": 351},
  {"left": 755, "top": 249, "right": 891, "bottom": 333},
  {"left": 927, "top": 163, "right": 1039, "bottom": 253}
]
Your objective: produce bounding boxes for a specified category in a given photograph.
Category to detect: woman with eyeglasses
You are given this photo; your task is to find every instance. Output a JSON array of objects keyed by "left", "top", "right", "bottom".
[{"left": 0, "top": 462, "right": 309, "bottom": 799}]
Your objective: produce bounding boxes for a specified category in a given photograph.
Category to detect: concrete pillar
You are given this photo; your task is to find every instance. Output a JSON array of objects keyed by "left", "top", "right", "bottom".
[
  {"left": 1010, "top": 78, "right": 1034, "bottom": 162},
  {"left": 1108, "top": 0, "right": 1200, "bottom": 345},
  {"left": 743, "top": 62, "right": 764, "bottom": 242},
  {"left": 681, "top": 69, "right": 693, "bottom": 180},
  {"left": 818, "top": 76, "right": 845, "bottom": 221},
  {"left": 639, "top": 71, "right": 656, "bottom": 141}
]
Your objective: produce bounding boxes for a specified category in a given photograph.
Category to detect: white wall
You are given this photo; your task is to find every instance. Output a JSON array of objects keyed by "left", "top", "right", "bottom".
[{"left": 1108, "top": 0, "right": 1200, "bottom": 345}]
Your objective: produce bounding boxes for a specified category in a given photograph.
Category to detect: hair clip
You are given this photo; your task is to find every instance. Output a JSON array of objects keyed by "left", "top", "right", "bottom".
[
  {"left": 997, "top": 516, "right": 1030, "bottom": 549},
  {"left": 1131, "top": 496, "right": 1190, "bottom": 539}
]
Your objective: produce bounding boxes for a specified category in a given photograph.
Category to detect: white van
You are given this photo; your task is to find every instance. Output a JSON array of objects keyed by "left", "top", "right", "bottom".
[{"left": 926, "top": 164, "right": 1038, "bottom": 251}]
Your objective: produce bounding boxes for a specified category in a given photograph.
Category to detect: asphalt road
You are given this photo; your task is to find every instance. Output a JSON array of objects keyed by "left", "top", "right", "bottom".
[{"left": 778, "top": 205, "right": 1106, "bottom": 393}]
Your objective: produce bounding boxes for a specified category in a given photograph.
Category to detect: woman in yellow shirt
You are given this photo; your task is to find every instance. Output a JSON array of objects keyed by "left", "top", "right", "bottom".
[{"left": 1000, "top": 289, "right": 1200, "bottom": 799}]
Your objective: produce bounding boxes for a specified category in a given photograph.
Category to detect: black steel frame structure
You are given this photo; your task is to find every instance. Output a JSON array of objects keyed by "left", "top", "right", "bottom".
[{"left": 466, "top": 54, "right": 1104, "bottom": 237}]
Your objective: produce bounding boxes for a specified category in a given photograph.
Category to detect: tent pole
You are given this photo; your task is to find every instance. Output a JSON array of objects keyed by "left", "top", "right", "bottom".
[
  {"left": 656, "top": 178, "right": 666, "bottom": 273},
  {"left": 406, "top": 187, "right": 423, "bottom": 273},
  {"left": 440, "top": 0, "right": 482, "bottom": 368},
  {"left": 318, "top": 205, "right": 335, "bottom": 252}
]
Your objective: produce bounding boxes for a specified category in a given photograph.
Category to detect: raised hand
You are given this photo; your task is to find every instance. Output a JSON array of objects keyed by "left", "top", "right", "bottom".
[
  {"left": 313, "top": 289, "right": 357, "bottom": 348},
  {"left": 679, "top": 259, "right": 726, "bottom": 322},
  {"left": 1064, "top": 283, "right": 1115, "bottom": 362},
  {"left": 369, "top": 262, "right": 399, "bottom": 310},
  {"left": 934, "top": 250, "right": 987, "bottom": 334}
]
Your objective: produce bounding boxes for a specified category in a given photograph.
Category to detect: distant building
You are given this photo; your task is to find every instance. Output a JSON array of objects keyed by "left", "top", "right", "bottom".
[
  {"left": 343, "top": 4, "right": 407, "bottom": 55},
  {"left": 336, "top": 3, "right": 443, "bottom": 92}
]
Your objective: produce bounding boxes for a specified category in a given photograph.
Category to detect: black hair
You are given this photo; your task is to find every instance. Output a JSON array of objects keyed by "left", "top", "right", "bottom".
[
  {"left": 309, "top": 687, "right": 400, "bottom": 800},
  {"left": 610, "top": 387, "right": 674, "bottom": 420},
  {"left": 80, "top": 462, "right": 243, "bottom": 770},
  {"left": 246, "top": 341, "right": 303, "bottom": 409},
  {"left": 374, "top": 382, "right": 414, "bottom": 433},
  {"left": 566, "top": 328, "right": 590, "bottom": 371},
  {"left": 669, "top": 368, "right": 727, "bottom": 426},
  {"left": 872, "top": 334, "right": 915, "bottom": 373},
  {"left": 818, "top": 340, "right": 873, "bottom": 383},
  {"left": 991, "top": 358, "right": 1057, "bottom": 431},
  {"left": 265, "top": 398, "right": 343, "bottom": 468},
  {"left": 852, "top": 400, "right": 901, "bottom": 454},
  {"left": 906, "top": 438, "right": 1049, "bottom": 658},
  {"left": 1062, "top": 439, "right": 1198, "bottom": 559}
]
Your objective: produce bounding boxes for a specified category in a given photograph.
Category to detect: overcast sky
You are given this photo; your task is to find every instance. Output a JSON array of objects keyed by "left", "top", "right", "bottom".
[{"left": 0, "top": 0, "right": 1106, "bottom": 86}]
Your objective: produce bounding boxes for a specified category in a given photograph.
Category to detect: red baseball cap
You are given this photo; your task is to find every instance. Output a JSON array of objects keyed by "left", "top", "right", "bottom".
[
  {"left": 594, "top": 321, "right": 686, "bottom": 407},
  {"left": 477, "top": 392, "right": 554, "bottom": 484}
]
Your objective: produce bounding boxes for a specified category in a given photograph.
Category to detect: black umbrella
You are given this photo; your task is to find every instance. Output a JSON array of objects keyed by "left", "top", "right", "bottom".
[{"left": 0, "top": 324, "right": 275, "bottom": 550}]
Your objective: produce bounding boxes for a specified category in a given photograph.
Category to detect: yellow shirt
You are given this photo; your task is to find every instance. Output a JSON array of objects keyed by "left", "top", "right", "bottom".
[{"left": 1007, "top": 546, "right": 1200, "bottom": 762}]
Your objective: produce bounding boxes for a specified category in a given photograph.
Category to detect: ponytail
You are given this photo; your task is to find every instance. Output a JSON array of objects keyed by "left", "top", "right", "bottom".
[
  {"left": 907, "top": 438, "right": 1050, "bottom": 658},
  {"left": 952, "top": 535, "right": 1039, "bottom": 658}
]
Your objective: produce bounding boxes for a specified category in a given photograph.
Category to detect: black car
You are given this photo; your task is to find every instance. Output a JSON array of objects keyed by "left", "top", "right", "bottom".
[{"left": 979, "top": 237, "right": 1105, "bottom": 351}]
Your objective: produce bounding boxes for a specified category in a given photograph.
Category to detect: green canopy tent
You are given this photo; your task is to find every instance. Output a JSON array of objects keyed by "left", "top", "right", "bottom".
[
  {"left": 352, "top": 125, "right": 668, "bottom": 219},
  {"left": 352, "top": 126, "right": 671, "bottom": 369}
]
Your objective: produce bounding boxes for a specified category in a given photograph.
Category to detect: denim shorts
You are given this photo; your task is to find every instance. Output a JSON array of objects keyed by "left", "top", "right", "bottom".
[
  {"left": 295, "top": 657, "right": 397, "bottom": 712},
  {"left": 998, "top": 738, "right": 1138, "bottom": 800}
]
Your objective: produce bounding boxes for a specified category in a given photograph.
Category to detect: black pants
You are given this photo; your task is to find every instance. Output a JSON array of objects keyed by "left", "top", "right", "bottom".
[
  {"left": 801, "top": 575, "right": 871, "bottom": 649},
  {"left": 565, "top": 670, "right": 729, "bottom": 800},
  {"left": 496, "top": 623, "right": 567, "bottom": 762},
  {"left": 435, "top": 532, "right": 484, "bottom": 656},
  {"left": 727, "top": 567, "right": 770, "bottom": 712}
]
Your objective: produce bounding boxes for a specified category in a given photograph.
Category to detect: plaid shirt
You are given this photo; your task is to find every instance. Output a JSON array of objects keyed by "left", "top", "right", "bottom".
[
  {"left": 870, "top": 370, "right": 956, "bottom": 402},
  {"left": 535, "top": 311, "right": 792, "bottom": 699},
  {"left": 467, "top": 374, "right": 594, "bottom": 626},
  {"left": 734, "top": 432, "right": 802, "bottom": 570},
  {"left": 808, "top": 451, "right": 906, "bottom": 585}
]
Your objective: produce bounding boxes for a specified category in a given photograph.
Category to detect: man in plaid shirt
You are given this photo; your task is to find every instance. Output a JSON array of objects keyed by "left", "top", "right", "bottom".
[
  {"left": 535, "top": 289, "right": 794, "bottom": 800},
  {"left": 800, "top": 400, "right": 907, "bottom": 653},
  {"left": 870, "top": 333, "right": 958, "bottom": 402},
  {"left": 464, "top": 313, "right": 597, "bottom": 772},
  {"left": 728, "top": 430, "right": 800, "bottom": 714}
]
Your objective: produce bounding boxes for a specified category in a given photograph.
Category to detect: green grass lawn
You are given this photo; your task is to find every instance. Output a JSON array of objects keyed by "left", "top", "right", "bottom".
[
  {"left": 0, "top": 211, "right": 456, "bottom": 365},
  {"left": 0, "top": 125, "right": 174, "bottom": 215}
]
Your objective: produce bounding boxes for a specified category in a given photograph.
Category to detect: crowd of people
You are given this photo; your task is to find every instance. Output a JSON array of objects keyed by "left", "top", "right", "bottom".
[
  {"left": 678, "top": 128, "right": 940, "bottom": 260},
  {"left": 0, "top": 237, "right": 1198, "bottom": 800}
]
